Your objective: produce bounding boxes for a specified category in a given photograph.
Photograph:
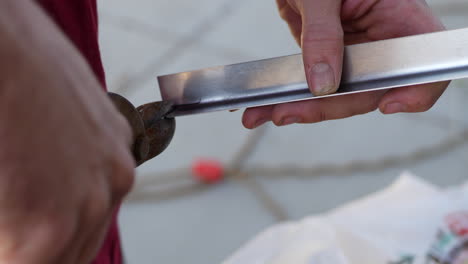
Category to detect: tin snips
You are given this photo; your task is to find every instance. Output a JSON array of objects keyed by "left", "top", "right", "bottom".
[{"left": 108, "top": 93, "right": 175, "bottom": 166}]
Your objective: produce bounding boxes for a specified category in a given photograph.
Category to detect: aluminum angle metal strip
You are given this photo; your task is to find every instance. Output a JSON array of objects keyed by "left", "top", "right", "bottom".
[{"left": 158, "top": 28, "right": 468, "bottom": 117}]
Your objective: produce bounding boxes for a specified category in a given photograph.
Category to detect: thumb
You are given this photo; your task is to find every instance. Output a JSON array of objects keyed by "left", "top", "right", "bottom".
[{"left": 300, "top": 0, "right": 343, "bottom": 96}]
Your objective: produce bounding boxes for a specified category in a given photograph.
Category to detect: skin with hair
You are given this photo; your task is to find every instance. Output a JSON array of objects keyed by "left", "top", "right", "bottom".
[
  {"left": 243, "top": 0, "right": 449, "bottom": 129},
  {"left": 0, "top": 0, "right": 135, "bottom": 263}
]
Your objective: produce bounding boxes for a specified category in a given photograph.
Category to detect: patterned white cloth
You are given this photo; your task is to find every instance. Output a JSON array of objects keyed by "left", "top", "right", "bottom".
[{"left": 223, "top": 172, "right": 468, "bottom": 264}]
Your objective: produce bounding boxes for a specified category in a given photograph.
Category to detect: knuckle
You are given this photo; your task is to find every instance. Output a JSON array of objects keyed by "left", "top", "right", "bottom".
[
  {"left": 111, "top": 155, "right": 135, "bottom": 199},
  {"left": 303, "top": 109, "right": 327, "bottom": 123},
  {"left": 278, "top": 7, "right": 289, "bottom": 20},
  {"left": 364, "top": 93, "right": 382, "bottom": 112},
  {"left": 86, "top": 187, "right": 111, "bottom": 220},
  {"left": 349, "top": 95, "right": 381, "bottom": 117},
  {"left": 304, "top": 103, "right": 328, "bottom": 123},
  {"left": 272, "top": 113, "right": 282, "bottom": 127},
  {"left": 316, "top": 110, "right": 327, "bottom": 123},
  {"left": 242, "top": 114, "right": 255, "bottom": 129},
  {"left": 302, "top": 22, "right": 344, "bottom": 44},
  {"left": 271, "top": 105, "right": 293, "bottom": 126},
  {"left": 273, "top": 102, "right": 328, "bottom": 124}
]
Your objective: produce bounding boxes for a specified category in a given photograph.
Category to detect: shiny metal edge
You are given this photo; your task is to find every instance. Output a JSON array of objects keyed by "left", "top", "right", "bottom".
[{"left": 158, "top": 28, "right": 468, "bottom": 117}]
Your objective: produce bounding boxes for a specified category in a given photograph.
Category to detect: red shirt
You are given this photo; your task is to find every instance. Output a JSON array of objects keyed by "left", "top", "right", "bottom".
[{"left": 36, "top": 1, "right": 122, "bottom": 264}]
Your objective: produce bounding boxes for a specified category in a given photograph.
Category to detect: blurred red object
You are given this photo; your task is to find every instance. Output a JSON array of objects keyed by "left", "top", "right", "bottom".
[
  {"left": 192, "top": 159, "right": 225, "bottom": 184},
  {"left": 446, "top": 211, "right": 468, "bottom": 237}
]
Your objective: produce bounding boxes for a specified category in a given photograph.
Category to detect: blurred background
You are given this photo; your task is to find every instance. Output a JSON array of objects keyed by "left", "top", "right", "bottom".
[{"left": 97, "top": 0, "right": 468, "bottom": 263}]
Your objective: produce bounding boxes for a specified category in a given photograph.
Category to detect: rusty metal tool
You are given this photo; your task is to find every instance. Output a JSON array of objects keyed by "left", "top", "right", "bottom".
[{"left": 108, "top": 93, "right": 175, "bottom": 166}]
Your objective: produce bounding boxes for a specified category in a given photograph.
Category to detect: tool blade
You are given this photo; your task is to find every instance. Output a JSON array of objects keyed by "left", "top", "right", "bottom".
[{"left": 158, "top": 28, "right": 468, "bottom": 117}]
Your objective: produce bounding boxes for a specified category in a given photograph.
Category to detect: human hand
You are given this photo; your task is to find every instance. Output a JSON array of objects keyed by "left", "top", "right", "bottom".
[
  {"left": 0, "top": 1, "right": 134, "bottom": 263},
  {"left": 243, "top": 0, "right": 449, "bottom": 129}
]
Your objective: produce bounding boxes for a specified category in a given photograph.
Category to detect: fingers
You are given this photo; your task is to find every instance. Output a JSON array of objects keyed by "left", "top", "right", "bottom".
[
  {"left": 243, "top": 82, "right": 448, "bottom": 129},
  {"left": 243, "top": 105, "right": 274, "bottom": 129},
  {"left": 274, "top": 90, "right": 386, "bottom": 124},
  {"left": 379, "top": 82, "right": 449, "bottom": 114},
  {"left": 256, "top": 0, "right": 448, "bottom": 131},
  {"left": 300, "top": 0, "right": 344, "bottom": 96},
  {"left": 243, "top": 90, "right": 387, "bottom": 129}
]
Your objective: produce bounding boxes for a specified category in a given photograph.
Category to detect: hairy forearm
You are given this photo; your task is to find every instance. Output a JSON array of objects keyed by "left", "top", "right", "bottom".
[
  {"left": 0, "top": 0, "right": 95, "bottom": 90},
  {"left": 0, "top": 0, "right": 102, "bottom": 116},
  {"left": 0, "top": 0, "right": 107, "bottom": 153}
]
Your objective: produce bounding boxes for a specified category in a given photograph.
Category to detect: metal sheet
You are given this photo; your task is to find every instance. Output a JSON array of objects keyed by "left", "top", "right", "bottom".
[{"left": 158, "top": 28, "right": 468, "bottom": 117}]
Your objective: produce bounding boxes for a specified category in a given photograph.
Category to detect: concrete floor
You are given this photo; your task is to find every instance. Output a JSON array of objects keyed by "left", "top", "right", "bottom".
[{"left": 97, "top": 1, "right": 468, "bottom": 263}]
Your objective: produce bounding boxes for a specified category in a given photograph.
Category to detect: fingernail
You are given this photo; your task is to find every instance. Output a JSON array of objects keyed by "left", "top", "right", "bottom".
[
  {"left": 309, "top": 63, "right": 336, "bottom": 96},
  {"left": 253, "top": 118, "right": 269, "bottom": 128},
  {"left": 279, "top": 117, "right": 300, "bottom": 126},
  {"left": 383, "top": 102, "right": 407, "bottom": 114}
]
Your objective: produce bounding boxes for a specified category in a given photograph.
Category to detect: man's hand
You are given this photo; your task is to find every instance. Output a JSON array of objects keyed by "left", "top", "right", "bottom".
[
  {"left": 243, "top": 0, "right": 449, "bottom": 129},
  {"left": 0, "top": 1, "right": 134, "bottom": 263}
]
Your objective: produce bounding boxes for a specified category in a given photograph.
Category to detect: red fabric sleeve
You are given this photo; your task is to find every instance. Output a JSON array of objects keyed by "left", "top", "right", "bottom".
[{"left": 37, "top": 0, "right": 106, "bottom": 87}]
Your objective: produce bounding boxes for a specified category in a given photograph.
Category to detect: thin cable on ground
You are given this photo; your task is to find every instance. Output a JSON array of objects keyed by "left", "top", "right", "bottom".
[
  {"left": 251, "top": 128, "right": 468, "bottom": 179},
  {"left": 127, "top": 124, "right": 468, "bottom": 207},
  {"left": 237, "top": 174, "right": 289, "bottom": 222},
  {"left": 126, "top": 126, "right": 269, "bottom": 203},
  {"left": 227, "top": 125, "right": 290, "bottom": 221},
  {"left": 127, "top": 125, "right": 291, "bottom": 221},
  {"left": 229, "top": 125, "right": 269, "bottom": 170}
]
